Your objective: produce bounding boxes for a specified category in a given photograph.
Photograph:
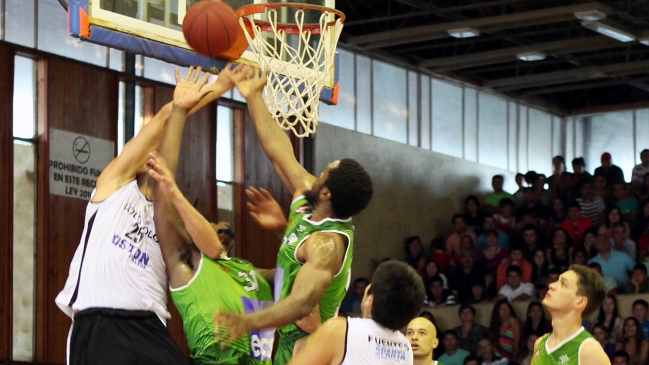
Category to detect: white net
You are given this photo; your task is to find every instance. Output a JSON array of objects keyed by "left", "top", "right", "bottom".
[{"left": 238, "top": 6, "right": 344, "bottom": 137}]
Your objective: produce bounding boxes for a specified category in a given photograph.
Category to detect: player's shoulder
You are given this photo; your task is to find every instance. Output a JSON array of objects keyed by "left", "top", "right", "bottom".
[
  {"left": 534, "top": 333, "right": 550, "bottom": 349},
  {"left": 579, "top": 338, "right": 610, "bottom": 364},
  {"left": 318, "top": 316, "right": 347, "bottom": 336}
]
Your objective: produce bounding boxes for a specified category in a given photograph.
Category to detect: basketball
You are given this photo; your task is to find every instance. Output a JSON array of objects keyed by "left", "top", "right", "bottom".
[{"left": 182, "top": 0, "right": 239, "bottom": 57}]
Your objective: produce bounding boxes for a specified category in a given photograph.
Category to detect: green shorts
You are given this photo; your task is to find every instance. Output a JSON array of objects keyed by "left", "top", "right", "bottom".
[{"left": 273, "top": 329, "right": 309, "bottom": 365}]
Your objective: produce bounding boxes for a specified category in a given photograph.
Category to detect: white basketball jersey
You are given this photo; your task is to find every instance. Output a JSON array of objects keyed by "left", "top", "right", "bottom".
[
  {"left": 55, "top": 180, "right": 169, "bottom": 322},
  {"left": 342, "top": 317, "right": 414, "bottom": 365}
]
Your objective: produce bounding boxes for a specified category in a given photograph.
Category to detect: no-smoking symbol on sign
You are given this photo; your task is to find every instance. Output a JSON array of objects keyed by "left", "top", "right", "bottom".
[{"left": 72, "top": 136, "right": 91, "bottom": 163}]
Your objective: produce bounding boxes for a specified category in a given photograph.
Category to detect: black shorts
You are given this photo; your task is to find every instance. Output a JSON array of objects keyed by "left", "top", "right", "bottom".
[{"left": 69, "top": 308, "right": 189, "bottom": 365}]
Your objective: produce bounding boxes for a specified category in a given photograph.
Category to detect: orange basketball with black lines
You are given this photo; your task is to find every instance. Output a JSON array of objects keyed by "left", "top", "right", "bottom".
[{"left": 182, "top": 1, "right": 239, "bottom": 57}]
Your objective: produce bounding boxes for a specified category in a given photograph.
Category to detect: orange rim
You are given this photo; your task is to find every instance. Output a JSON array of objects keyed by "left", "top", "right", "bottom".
[{"left": 236, "top": 3, "right": 345, "bottom": 35}]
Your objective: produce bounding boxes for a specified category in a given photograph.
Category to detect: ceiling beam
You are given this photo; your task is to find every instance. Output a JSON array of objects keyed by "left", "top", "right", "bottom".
[
  {"left": 486, "top": 59, "right": 649, "bottom": 90},
  {"left": 394, "top": 0, "right": 429, "bottom": 10},
  {"left": 346, "top": 2, "right": 613, "bottom": 48},
  {"left": 420, "top": 36, "right": 621, "bottom": 69},
  {"left": 523, "top": 75, "right": 649, "bottom": 95}
]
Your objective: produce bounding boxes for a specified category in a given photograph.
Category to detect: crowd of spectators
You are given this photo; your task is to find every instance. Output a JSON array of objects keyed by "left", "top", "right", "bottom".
[{"left": 342, "top": 151, "right": 649, "bottom": 365}]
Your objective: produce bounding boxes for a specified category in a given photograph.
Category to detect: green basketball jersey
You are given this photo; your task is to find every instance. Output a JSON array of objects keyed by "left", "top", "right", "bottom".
[
  {"left": 171, "top": 254, "right": 274, "bottom": 365},
  {"left": 531, "top": 327, "right": 597, "bottom": 365},
  {"left": 274, "top": 195, "right": 354, "bottom": 337}
]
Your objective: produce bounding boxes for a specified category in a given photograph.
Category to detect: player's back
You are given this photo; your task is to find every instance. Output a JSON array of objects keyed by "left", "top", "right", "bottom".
[
  {"left": 532, "top": 327, "right": 598, "bottom": 365},
  {"left": 55, "top": 180, "right": 168, "bottom": 321},
  {"left": 171, "top": 255, "right": 274, "bottom": 365},
  {"left": 341, "top": 317, "right": 413, "bottom": 365}
]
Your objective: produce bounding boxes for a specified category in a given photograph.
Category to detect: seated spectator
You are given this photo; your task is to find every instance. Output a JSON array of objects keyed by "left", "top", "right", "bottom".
[
  {"left": 625, "top": 265, "right": 649, "bottom": 295},
  {"left": 448, "top": 215, "right": 477, "bottom": 257},
  {"left": 485, "top": 175, "right": 514, "bottom": 214},
  {"left": 612, "top": 350, "right": 630, "bottom": 365},
  {"left": 477, "top": 229, "right": 510, "bottom": 273},
  {"left": 463, "top": 355, "right": 480, "bottom": 365},
  {"left": 466, "top": 278, "right": 491, "bottom": 305},
  {"left": 453, "top": 304, "right": 488, "bottom": 354},
  {"left": 611, "top": 222, "right": 637, "bottom": 261},
  {"left": 518, "top": 333, "right": 537, "bottom": 365},
  {"left": 496, "top": 246, "right": 532, "bottom": 290},
  {"left": 582, "top": 227, "right": 599, "bottom": 259},
  {"left": 423, "top": 259, "right": 449, "bottom": 289},
  {"left": 600, "top": 206, "right": 631, "bottom": 240},
  {"left": 406, "top": 316, "right": 441, "bottom": 365},
  {"left": 513, "top": 173, "right": 525, "bottom": 208},
  {"left": 476, "top": 337, "right": 508, "bottom": 365},
  {"left": 636, "top": 174, "right": 649, "bottom": 203},
  {"left": 633, "top": 199, "right": 649, "bottom": 242},
  {"left": 615, "top": 317, "right": 649, "bottom": 365},
  {"left": 547, "top": 155, "right": 566, "bottom": 190},
  {"left": 614, "top": 182, "right": 639, "bottom": 224},
  {"left": 519, "top": 224, "right": 546, "bottom": 264},
  {"left": 494, "top": 198, "right": 516, "bottom": 235},
  {"left": 577, "top": 181, "right": 606, "bottom": 228},
  {"left": 592, "top": 323, "right": 616, "bottom": 360},
  {"left": 465, "top": 195, "right": 486, "bottom": 234},
  {"left": 632, "top": 299, "right": 649, "bottom": 339},
  {"left": 527, "top": 170, "right": 549, "bottom": 206},
  {"left": 547, "top": 227, "right": 573, "bottom": 271},
  {"left": 537, "top": 268, "right": 560, "bottom": 300},
  {"left": 340, "top": 277, "right": 369, "bottom": 313},
  {"left": 597, "top": 294, "right": 624, "bottom": 344},
  {"left": 594, "top": 152, "right": 625, "bottom": 186},
  {"left": 424, "top": 276, "right": 456, "bottom": 307},
  {"left": 559, "top": 201, "right": 593, "bottom": 246},
  {"left": 516, "top": 188, "right": 550, "bottom": 232},
  {"left": 488, "top": 299, "right": 520, "bottom": 361},
  {"left": 589, "top": 235, "right": 635, "bottom": 287},
  {"left": 430, "top": 235, "right": 452, "bottom": 275},
  {"left": 405, "top": 235, "right": 428, "bottom": 269},
  {"left": 556, "top": 172, "right": 577, "bottom": 203},
  {"left": 521, "top": 301, "right": 551, "bottom": 340},
  {"left": 530, "top": 249, "right": 549, "bottom": 292},
  {"left": 571, "top": 247, "right": 589, "bottom": 266},
  {"left": 476, "top": 215, "right": 511, "bottom": 251},
  {"left": 438, "top": 330, "right": 471, "bottom": 365},
  {"left": 496, "top": 266, "right": 536, "bottom": 303},
  {"left": 571, "top": 157, "right": 592, "bottom": 196},
  {"left": 632, "top": 149, "right": 649, "bottom": 190},
  {"left": 588, "top": 262, "right": 618, "bottom": 294},
  {"left": 450, "top": 251, "right": 487, "bottom": 303},
  {"left": 594, "top": 173, "right": 616, "bottom": 208},
  {"left": 549, "top": 196, "right": 567, "bottom": 230}
]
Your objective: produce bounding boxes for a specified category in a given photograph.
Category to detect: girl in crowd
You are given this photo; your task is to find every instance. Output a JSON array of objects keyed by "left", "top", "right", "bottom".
[
  {"left": 582, "top": 227, "right": 599, "bottom": 259},
  {"left": 464, "top": 195, "right": 485, "bottom": 234},
  {"left": 424, "top": 276, "right": 456, "bottom": 307},
  {"left": 616, "top": 317, "right": 649, "bottom": 365},
  {"left": 477, "top": 229, "right": 509, "bottom": 273},
  {"left": 596, "top": 294, "right": 625, "bottom": 344},
  {"left": 547, "top": 227, "right": 573, "bottom": 271},
  {"left": 404, "top": 236, "right": 427, "bottom": 269},
  {"left": 599, "top": 206, "right": 630, "bottom": 239},
  {"left": 518, "top": 333, "right": 538, "bottom": 365},
  {"left": 422, "top": 260, "right": 448, "bottom": 289},
  {"left": 488, "top": 299, "right": 520, "bottom": 361},
  {"left": 531, "top": 249, "right": 550, "bottom": 292},
  {"left": 521, "top": 301, "right": 551, "bottom": 340},
  {"left": 550, "top": 196, "right": 567, "bottom": 229}
]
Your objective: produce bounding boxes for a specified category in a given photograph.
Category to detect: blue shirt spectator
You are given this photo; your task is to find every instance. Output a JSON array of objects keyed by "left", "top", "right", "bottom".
[
  {"left": 340, "top": 277, "right": 369, "bottom": 313},
  {"left": 588, "top": 236, "right": 635, "bottom": 286}
]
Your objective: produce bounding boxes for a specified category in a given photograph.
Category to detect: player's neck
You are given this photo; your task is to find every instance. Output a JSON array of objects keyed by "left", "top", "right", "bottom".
[
  {"left": 310, "top": 203, "right": 337, "bottom": 221},
  {"left": 413, "top": 354, "right": 436, "bottom": 365},
  {"left": 550, "top": 311, "right": 583, "bottom": 344}
]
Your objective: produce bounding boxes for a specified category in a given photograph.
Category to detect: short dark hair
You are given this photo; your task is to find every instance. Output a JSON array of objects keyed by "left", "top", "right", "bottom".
[
  {"left": 459, "top": 304, "right": 476, "bottom": 316},
  {"left": 510, "top": 244, "right": 524, "bottom": 253},
  {"left": 471, "top": 278, "right": 486, "bottom": 288},
  {"left": 641, "top": 149, "right": 649, "bottom": 157},
  {"left": 522, "top": 224, "right": 538, "bottom": 234},
  {"left": 452, "top": 214, "right": 465, "bottom": 224},
  {"left": 429, "top": 276, "right": 444, "bottom": 286},
  {"left": 492, "top": 175, "right": 504, "bottom": 182},
  {"left": 633, "top": 299, "right": 649, "bottom": 310},
  {"left": 354, "top": 277, "right": 369, "bottom": 286},
  {"left": 612, "top": 350, "right": 630, "bottom": 363},
  {"left": 485, "top": 229, "right": 499, "bottom": 238},
  {"left": 443, "top": 330, "right": 459, "bottom": 340},
  {"left": 324, "top": 158, "right": 373, "bottom": 218},
  {"left": 592, "top": 322, "right": 609, "bottom": 333},
  {"left": 634, "top": 264, "right": 648, "bottom": 274},
  {"left": 548, "top": 268, "right": 561, "bottom": 276},
  {"left": 499, "top": 198, "right": 515, "bottom": 207},
  {"left": 553, "top": 156, "right": 565, "bottom": 164},
  {"left": 588, "top": 262, "right": 602, "bottom": 270},
  {"left": 572, "top": 157, "right": 586, "bottom": 167},
  {"left": 463, "top": 355, "right": 481, "bottom": 365},
  {"left": 570, "top": 264, "right": 607, "bottom": 318},
  {"left": 368, "top": 261, "right": 425, "bottom": 330},
  {"left": 612, "top": 221, "right": 627, "bottom": 230},
  {"left": 506, "top": 265, "right": 523, "bottom": 276},
  {"left": 567, "top": 201, "right": 582, "bottom": 211}
]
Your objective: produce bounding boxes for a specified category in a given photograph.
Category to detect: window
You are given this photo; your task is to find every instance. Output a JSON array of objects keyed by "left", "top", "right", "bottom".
[
  {"left": 216, "top": 105, "right": 236, "bottom": 249},
  {"left": 432, "top": 79, "right": 462, "bottom": 158},
  {"left": 478, "top": 92, "right": 508, "bottom": 170},
  {"left": 12, "top": 55, "right": 37, "bottom": 361},
  {"left": 372, "top": 60, "right": 407, "bottom": 143}
]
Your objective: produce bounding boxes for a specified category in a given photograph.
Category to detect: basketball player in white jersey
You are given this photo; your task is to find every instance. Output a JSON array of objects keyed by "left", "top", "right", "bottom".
[
  {"left": 55, "top": 65, "right": 238, "bottom": 365},
  {"left": 406, "top": 317, "right": 441, "bottom": 365},
  {"left": 531, "top": 264, "right": 610, "bottom": 365},
  {"left": 288, "top": 260, "right": 425, "bottom": 365}
]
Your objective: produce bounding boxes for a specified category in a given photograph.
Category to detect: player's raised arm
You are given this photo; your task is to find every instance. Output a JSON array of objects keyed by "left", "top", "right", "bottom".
[
  {"left": 148, "top": 152, "right": 224, "bottom": 259},
  {"left": 246, "top": 187, "right": 287, "bottom": 238},
  {"left": 214, "top": 231, "right": 345, "bottom": 343},
  {"left": 234, "top": 68, "right": 315, "bottom": 196}
]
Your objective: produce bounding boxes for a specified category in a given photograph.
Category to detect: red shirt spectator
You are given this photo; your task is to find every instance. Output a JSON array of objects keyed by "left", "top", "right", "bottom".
[
  {"left": 559, "top": 201, "right": 593, "bottom": 246},
  {"left": 496, "top": 247, "right": 533, "bottom": 290}
]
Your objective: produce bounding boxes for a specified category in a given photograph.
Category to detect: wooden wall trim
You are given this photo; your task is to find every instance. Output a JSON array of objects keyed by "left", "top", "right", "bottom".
[
  {"left": 0, "top": 42, "right": 15, "bottom": 362},
  {"left": 233, "top": 107, "right": 246, "bottom": 259}
]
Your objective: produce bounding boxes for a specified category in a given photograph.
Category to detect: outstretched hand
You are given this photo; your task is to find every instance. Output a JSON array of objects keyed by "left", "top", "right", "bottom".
[
  {"left": 247, "top": 187, "right": 287, "bottom": 232},
  {"left": 213, "top": 63, "right": 254, "bottom": 91},
  {"left": 147, "top": 152, "right": 180, "bottom": 200},
  {"left": 173, "top": 66, "right": 212, "bottom": 110},
  {"left": 234, "top": 67, "right": 269, "bottom": 99},
  {"left": 213, "top": 311, "right": 250, "bottom": 348}
]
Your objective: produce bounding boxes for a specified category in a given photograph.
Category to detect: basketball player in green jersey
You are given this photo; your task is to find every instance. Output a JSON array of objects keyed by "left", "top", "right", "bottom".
[
  {"left": 214, "top": 68, "right": 374, "bottom": 365},
  {"left": 532, "top": 264, "right": 610, "bottom": 365},
  {"left": 147, "top": 65, "right": 278, "bottom": 365}
]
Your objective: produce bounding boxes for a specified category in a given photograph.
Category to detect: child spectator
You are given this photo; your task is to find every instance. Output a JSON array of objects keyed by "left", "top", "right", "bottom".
[
  {"left": 596, "top": 294, "right": 624, "bottom": 344},
  {"left": 438, "top": 330, "right": 470, "bottom": 365},
  {"left": 631, "top": 299, "right": 649, "bottom": 339},
  {"left": 615, "top": 317, "right": 649, "bottom": 365},
  {"left": 592, "top": 323, "right": 616, "bottom": 359},
  {"left": 625, "top": 265, "right": 649, "bottom": 295},
  {"left": 424, "top": 276, "right": 456, "bottom": 307},
  {"left": 494, "top": 198, "right": 516, "bottom": 235}
]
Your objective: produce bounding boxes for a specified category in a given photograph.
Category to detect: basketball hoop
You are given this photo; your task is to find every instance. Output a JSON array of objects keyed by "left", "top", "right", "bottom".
[{"left": 236, "top": 3, "right": 345, "bottom": 137}]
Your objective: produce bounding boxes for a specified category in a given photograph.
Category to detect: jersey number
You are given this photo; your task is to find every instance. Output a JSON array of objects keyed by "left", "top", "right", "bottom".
[
  {"left": 239, "top": 270, "right": 260, "bottom": 292},
  {"left": 125, "top": 223, "right": 144, "bottom": 244}
]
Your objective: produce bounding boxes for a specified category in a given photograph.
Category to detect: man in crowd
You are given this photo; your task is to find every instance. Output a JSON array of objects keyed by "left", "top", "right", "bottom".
[
  {"left": 594, "top": 152, "right": 625, "bottom": 186},
  {"left": 496, "top": 265, "right": 536, "bottom": 302},
  {"left": 576, "top": 181, "right": 606, "bottom": 229},
  {"left": 475, "top": 215, "right": 510, "bottom": 251},
  {"left": 476, "top": 337, "right": 508, "bottom": 365},
  {"left": 632, "top": 299, "right": 649, "bottom": 339},
  {"left": 589, "top": 235, "right": 635, "bottom": 287},
  {"left": 611, "top": 222, "right": 636, "bottom": 261},
  {"left": 516, "top": 188, "right": 550, "bottom": 232},
  {"left": 450, "top": 250, "right": 487, "bottom": 302},
  {"left": 625, "top": 264, "right": 649, "bottom": 294},
  {"left": 613, "top": 182, "right": 639, "bottom": 223},
  {"left": 588, "top": 262, "right": 618, "bottom": 294},
  {"left": 341, "top": 277, "right": 369, "bottom": 313},
  {"left": 632, "top": 149, "right": 649, "bottom": 190},
  {"left": 438, "top": 330, "right": 470, "bottom": 365},
  {"left": 559, "top": 201, "right": 593, "bottom": 246},
  {"left": 453, "top": 304, "right": 487, "bottom": 354},
  {"left": 519, "top": 224, "right": 545, "bottom": 264},
  {"left": 571, "top": 157, "right": 592, "bottom": 196},
  {"left": 447, "top": 214, "right": 477, "bottom": 256},
  {"left": 547, "top": 156, "right": 566, "bottom": 190},
  {"left": 496, "top": 246, "right": 532, "bottom": 290},
  {"left": 407, "top": 317, "right": 442, "bottom": 365},
  {"left": 485, "top": 175, "right": 514, "bottom": 213},
  {"left": 612, "top": 350, "right": 630, "bottom": 365}
]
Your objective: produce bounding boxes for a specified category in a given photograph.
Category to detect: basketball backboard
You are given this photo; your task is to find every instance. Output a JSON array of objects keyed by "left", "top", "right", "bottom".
[{"left": 68, "top": 0, "right": 339, "bottom": 102}]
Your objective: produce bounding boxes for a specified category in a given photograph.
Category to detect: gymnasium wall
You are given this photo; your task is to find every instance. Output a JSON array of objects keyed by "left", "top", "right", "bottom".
[{"left": 314, "top": 123, "right": 518, "bottom": 280}]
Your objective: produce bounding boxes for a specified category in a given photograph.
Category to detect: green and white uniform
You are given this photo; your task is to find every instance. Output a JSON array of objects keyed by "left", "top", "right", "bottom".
[
  {"left": 531, "top": 327, "right": 598, "bottom": 365},
  {"left": 171, "top": 254, "right": 274, "bottom": 365},
  {"left": 273, "top": 196, "right": 354, "bottom": 365}
]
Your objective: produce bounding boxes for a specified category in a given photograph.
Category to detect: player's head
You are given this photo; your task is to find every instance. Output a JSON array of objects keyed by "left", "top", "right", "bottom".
[
  {"left": 406, "top": 317, "right": 438, "bottom": 360},
  {"left": 363, "top": 260, "right": 425, "bottom": 330},
  {"left": 304, "top": 158, "right": 373, "bottom": 218},
  {"left": 543, "top": 264, "right": 606, "bottom": 318}
]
